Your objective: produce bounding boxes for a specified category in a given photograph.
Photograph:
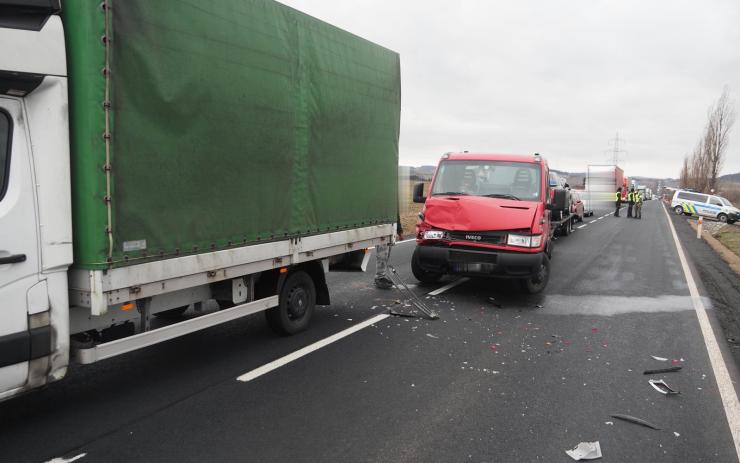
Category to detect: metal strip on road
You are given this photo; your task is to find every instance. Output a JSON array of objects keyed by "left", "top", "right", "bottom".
[
  {"left": 662, "top": 203, "right": 740, "bottom": 458},
  {"left": 236, "top": 313, "right": 390, "bottom": 383},
  {"left": 428, "top": 277, "right": 470, "bottom": 296}
]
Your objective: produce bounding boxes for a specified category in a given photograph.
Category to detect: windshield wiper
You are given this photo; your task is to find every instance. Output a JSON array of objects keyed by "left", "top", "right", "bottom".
[
  {"left": 432, "top": 191, "right": 469, "bottom": 196},
  {"left": 483, "top": 193, "right": 521, "bottom": 200}
]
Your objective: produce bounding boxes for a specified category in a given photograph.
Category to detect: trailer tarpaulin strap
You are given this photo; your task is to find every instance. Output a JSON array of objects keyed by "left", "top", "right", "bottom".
[{"left": 62, "top": 0, "right": 401, "bottom": 269}]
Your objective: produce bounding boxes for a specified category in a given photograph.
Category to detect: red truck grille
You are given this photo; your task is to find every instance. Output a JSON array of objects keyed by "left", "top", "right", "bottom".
[{"left": 447, "top": 231, "right": 506, "bottom": 245}]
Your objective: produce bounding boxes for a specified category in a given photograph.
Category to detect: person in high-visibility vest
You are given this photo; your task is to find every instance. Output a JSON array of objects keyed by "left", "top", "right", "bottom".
[
  {"left": 627, "top": 187, "right": 635, "bottom": 218},
  {"left": 634, "top": 191, "right": 643, "bottom": 219},
  {"left": 615, "top": 187, "right": 622, "bottom": 217}
]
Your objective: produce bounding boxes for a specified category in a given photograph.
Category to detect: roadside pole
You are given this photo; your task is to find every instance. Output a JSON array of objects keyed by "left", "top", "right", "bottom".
[{"left": 697, "top": 216, "right": 703, "bottom": 239}]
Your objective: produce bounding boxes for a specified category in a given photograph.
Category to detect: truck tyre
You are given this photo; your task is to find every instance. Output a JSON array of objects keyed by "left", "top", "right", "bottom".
[
  {"left": 718, "top": 213, "right": 728, "bottom": 223},
  {"left": 154, "top": 306, "right": 189, "bottom": 319},
  {"left": 411, "top": 248, "right": 442, "bottom": 284},
  {"left": 673, "top": 206, "right": 684, "bottom": 215},
  {"left": 522, "top": 255, "right": 550, "bottom": 294},
  {"left": 266, "top": 271, "right": 316, "bottom": 335}
]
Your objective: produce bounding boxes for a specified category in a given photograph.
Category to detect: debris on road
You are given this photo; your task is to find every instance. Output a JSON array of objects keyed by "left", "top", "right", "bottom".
[
  {"left": 611, "top": 414, "right": 661, "bottom": 430},
  {"left": 674, "top": 432, "right": 681, "bottom": 437},
  {"left": 386, "top": 266, "right": 439, "bottom": 320},
  {"left": 565, "top": 441, "right": 602, "bottom": 460},
  {"left": 488, "top": 297, "right": 503, "bottom": 308},
  {"left": 643, "top": 366, "right": 682, "bottom": 375},
  {"left": 649, "top": 379, "right": 680, "bottom": 395},
  {"left": 651, "top": 355, "right": 669, "bottom": 362},
  {"left": 535, "top": 304, "right": 544, "bottom": 309},
  {"left": 604, "top": 421, "right": 614, "bottom": 426},
  {"left": 426, "top": 333, "right": 439, "bottom": 339}
]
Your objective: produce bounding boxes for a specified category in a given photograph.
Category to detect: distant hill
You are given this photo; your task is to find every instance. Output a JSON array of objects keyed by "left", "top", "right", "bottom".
[{"left": 720, "top": 172, "right": 740, "bottom": 184}]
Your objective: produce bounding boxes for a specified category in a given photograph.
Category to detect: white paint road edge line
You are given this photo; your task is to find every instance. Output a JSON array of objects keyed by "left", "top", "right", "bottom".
[
  {"left": 237, "top": 313, "right": 391, "bottom": 382},
  {"left": 369, "top": 238, "right": 417, "bottom": 249},
  {"left": 428, "top": 277, "right": 470, "bottom": 296},
  {"left": 662, "top": 203, "right": 740, "bottom": 458},
  {"left": 45, "top": 454, "right": 87, "bottom": 463}
]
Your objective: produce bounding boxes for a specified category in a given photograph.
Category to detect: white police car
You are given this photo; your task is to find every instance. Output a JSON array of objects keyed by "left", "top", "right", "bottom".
[{"left": 671, "top": 189, "right": 739, "bottom": 224}]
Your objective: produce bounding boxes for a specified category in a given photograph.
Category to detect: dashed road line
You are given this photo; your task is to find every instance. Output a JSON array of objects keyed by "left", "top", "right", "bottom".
[
  {"left": 237, "top": 313, "right": 391, "bottom": 382},
  {"left": 662, "top": 203, "right": 740, "bottom": 458},
  {"left": 428, "top": 277, "right": 470, "bottom": 296},
  {"left": 577, "top": 224, "right": 588, "bottom": 229}
]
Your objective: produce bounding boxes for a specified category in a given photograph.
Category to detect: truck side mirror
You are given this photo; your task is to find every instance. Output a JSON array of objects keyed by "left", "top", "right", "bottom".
[{"left": 412, "top": 182, "right": 426, "bottom": 203}]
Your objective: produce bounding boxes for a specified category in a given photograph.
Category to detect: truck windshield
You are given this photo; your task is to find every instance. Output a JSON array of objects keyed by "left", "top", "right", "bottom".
[{"left": 431, "top": 161, "right": 541, "bottom": 201}]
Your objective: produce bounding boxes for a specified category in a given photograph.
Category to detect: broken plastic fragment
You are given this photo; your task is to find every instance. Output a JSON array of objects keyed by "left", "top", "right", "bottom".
[
  {"left": 651, "top": 355, "right": 669, "bottom": 362},
  {"left": 565, "top": 441, "right": 602, "bottom": 460},
  {"left": 611, "top": 414, "right": 661, "bottom": 430},
  {"left": 643, "top": 366, "right": 682, "bottom": 375},
  {"left": 649, "top": 379, "right": 680, "bottom": 395},
  {"left": 426, "top": 333, "right": 438, "bottom": 339}
]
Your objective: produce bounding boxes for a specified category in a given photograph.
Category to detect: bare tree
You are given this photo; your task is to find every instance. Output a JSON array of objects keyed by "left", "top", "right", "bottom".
[
  {"left": 680, "top": 155, "right": 689, "bottom": 188},
  {"left": 706, "top": 87, "right": 735, "bottom": 191}
]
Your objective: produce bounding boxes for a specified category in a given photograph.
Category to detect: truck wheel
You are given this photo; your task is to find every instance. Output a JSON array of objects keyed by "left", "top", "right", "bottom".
[
  {"left": 673, "top": 206, "right": 684, "bottom": 215},
  {"left": 154, "top": 306, "right": 189, "bottom": 319},
  {"left": 718, "top": 213, "right": 728, "bottom": 223},
  {"left": 522, "top": 255, "right": 550, "bottom": 294},
  {"left": 266, "top": 271, "right": 316, "bottom": 335},
  {"left": 411, "top": 248, "right": 442, "bottom": 284}
]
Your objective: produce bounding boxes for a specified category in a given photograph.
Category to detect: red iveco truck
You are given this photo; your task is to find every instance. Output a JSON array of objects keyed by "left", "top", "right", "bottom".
[{"left": 411, "top": 153, "right": 568, "bottom": 293}]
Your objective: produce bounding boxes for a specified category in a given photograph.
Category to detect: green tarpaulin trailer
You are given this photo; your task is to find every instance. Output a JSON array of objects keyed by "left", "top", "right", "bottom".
[{"left": 63, "top": 0, "right": 401, "bottom": 270}]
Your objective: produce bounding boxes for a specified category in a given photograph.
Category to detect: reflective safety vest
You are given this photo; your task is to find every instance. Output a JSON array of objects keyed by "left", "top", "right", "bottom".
[
  {"left": 628, "top": 192, "right": 635, "bottom": 202},
  {"left": 615, "top": 192, "right": 622, "bottom": 201}
]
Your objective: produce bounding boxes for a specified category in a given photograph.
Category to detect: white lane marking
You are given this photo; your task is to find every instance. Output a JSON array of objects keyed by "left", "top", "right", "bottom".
[
  {"left": 46, "top": 454, "right": 87, "bottom": 463},
  {"left": 662, "top": 203, "right": 740, "bottom": 457},
  {"left": 428, "top": 277, "right": 470, "bottom": 296},
  {"left": 369, "top": 238, "right": 417, "bottom": 249},
  {"left": 236, "top": 313, "right": 390, "bottom": 382},
  {"left": 577, "top": 224, "right": 588, "bottom": 229}
]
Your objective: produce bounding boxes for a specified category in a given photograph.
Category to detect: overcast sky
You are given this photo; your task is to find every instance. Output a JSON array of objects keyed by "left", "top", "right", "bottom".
[{"left": 279, "top": 0, "right": 739, "bottom": 178}]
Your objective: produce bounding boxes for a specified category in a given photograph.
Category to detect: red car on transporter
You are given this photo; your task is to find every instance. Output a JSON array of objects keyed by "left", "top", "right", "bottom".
[{"left": 412, "top": 153, "right": 562, "bottom": 293}]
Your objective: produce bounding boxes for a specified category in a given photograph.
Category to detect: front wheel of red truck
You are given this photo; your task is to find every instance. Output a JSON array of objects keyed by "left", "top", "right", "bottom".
[
  {"left": 522, "top": 255, "right": 550, "bottom": 294},
  {"left": 411, "top": 247, "right": 443, "bottom": 284},
  {"left": 267, "top": 271, "right": 316, "bottom": 335}
]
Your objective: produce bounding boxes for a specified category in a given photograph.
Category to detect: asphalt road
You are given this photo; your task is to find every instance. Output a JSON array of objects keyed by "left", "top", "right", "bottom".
[{"left": 1, "top": 200, "right": 738, "bottom": 462}]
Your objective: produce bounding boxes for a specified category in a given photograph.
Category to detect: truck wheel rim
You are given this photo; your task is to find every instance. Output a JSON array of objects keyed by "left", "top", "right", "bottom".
[{"left": 287, "top": 287, "right": 308, "bottom": 319}]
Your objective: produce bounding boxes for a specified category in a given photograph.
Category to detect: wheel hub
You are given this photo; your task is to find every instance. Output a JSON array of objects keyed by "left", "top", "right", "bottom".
[{"left": 287, "top": 287, "right": 307, "bottom": 319}]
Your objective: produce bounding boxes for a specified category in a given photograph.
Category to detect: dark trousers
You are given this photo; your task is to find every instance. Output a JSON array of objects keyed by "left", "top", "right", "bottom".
[
  {"left": 615, "top": 201, "right": 621, "bottom": 216},
  {"left": 627, "top": 202, "right": 634, "bottom": 217}
]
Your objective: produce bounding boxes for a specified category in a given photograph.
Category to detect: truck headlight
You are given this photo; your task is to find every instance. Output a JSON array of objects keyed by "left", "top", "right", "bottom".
[
  {"left": 423, "top": 230, "right": 446, "bottom": 240},
  {"left": 507, "top": 234, "right": 542, "bottom": 248},
  {"left": 507, "top": 234, "right": 531, "bottom": 247}
]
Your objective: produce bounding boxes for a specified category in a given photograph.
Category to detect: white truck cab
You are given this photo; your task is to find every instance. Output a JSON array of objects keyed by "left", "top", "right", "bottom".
[{"left": 0, "top": 1, "right": 72, "bottom": 400}]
